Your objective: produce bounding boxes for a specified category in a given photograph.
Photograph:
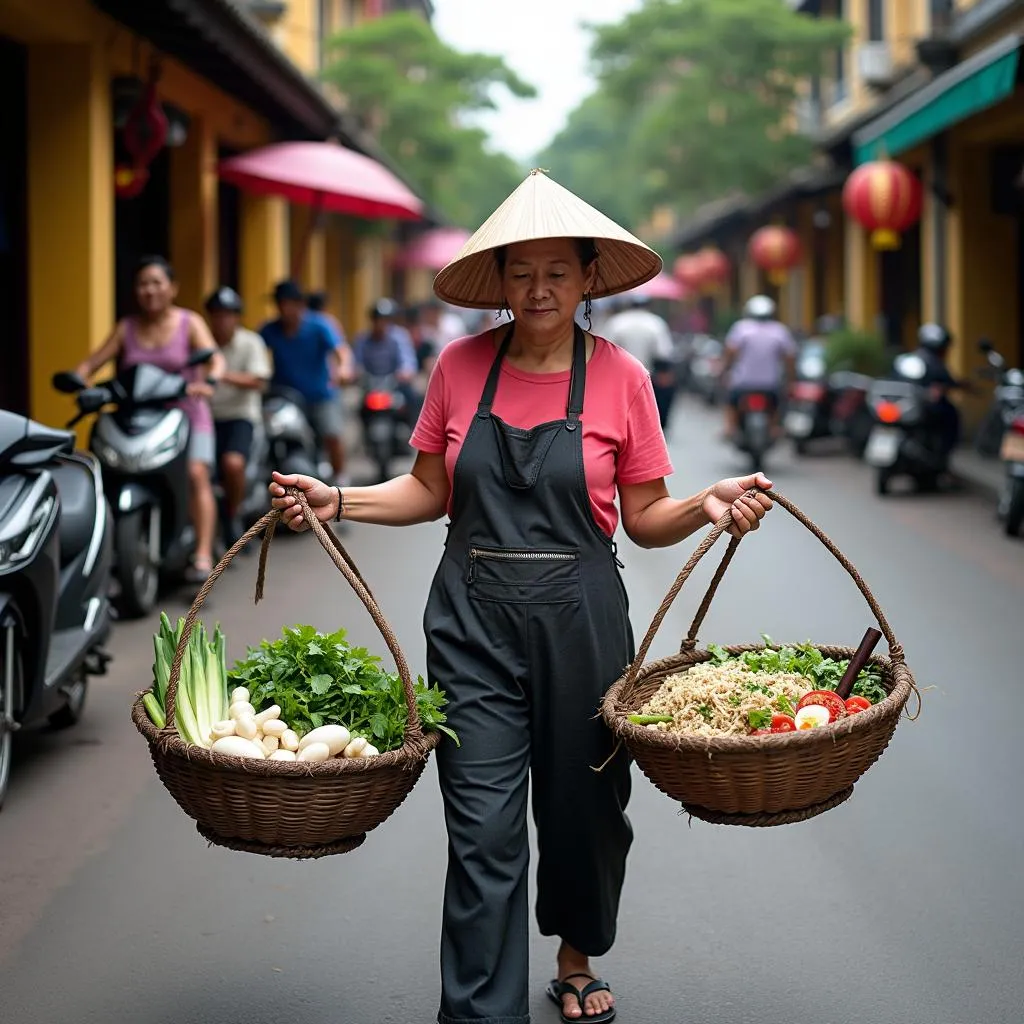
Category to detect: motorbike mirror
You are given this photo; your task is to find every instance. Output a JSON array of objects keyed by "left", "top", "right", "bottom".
[
  {"left": 987, "top": 349, "right": 1006, "bottom": 369},
  {"left": 978, "top": 338, "right": 994, "bottom": 352},
  {"left": 53, "top": 370, "right": 86, "bottom": 393},
  {"left": 894, "top": 353, "right": 928, "bottom": 381},
  {"left": 77, "top": 387, "right": 108, "bottom": 413},
  {"left": 186, "top": 348, "right": 216, "bottom": 368}
]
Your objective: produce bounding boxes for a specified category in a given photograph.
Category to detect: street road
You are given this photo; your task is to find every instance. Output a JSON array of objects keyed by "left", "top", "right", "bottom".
[{"left": 1, "top": 398, "right": 1022, "bottom": 1024}]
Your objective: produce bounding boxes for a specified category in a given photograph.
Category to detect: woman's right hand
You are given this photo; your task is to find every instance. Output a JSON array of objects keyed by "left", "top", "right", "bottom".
[{"left": 268, "top": 471, "right": 338, "bottom": 532}]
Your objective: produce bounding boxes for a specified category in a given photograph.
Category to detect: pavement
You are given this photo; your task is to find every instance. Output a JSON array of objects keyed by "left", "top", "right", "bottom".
[{"left": 1, "top": 396, "right": 1022, "bottom": 1024}]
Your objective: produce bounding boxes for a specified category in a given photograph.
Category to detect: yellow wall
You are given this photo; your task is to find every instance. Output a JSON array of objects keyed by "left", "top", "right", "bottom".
[{"left": 279, "top": 0, "right": 321, "bottom": 74}]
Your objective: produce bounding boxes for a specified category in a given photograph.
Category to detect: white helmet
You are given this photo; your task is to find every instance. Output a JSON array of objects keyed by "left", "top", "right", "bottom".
[{"left": 744, "top": 295, "right": 776, "bottom": 320}]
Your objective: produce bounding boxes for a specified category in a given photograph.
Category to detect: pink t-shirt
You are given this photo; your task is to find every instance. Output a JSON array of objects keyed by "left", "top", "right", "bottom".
[{"left": 410, "top": 331, "right": 674, "bottom": 536}]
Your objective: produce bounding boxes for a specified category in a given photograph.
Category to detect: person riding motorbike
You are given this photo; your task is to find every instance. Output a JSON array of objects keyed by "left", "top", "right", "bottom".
[
  {"left": 911, "top": 322, "right": 963, "bottom": 456},
  {"left": 351, "top": 298, "right": 422, "bottom": 424},
  {"left": 205, "top": 287, "right": 272, "bottom": 549},
  {"left": 721, "top": 295, "right": 797, "bottom": 439},
  {"left": 603, "top": 294, "right": 678, "bottom": 431}
]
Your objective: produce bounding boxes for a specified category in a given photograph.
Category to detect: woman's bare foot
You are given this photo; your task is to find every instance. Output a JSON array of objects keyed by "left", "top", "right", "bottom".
[{"left": 556, "top": 941, "right": 615, "bottom": 1019}]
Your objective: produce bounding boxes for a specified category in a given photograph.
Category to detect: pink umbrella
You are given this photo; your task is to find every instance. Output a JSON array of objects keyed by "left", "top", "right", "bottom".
[
  {"left": 393, "top": 227, "right": 472, "bottom": 271},
  {"left": 219, "top": 142, "right": 424, "bottom": 278},
  {"left": 218, "top": 141, "right": 424, "bottom": 220},
  {"left": 628, "top": 272, "right": 690, "bottom": 301}
]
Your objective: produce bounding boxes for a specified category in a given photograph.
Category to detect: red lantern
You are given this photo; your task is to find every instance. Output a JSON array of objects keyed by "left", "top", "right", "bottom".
[
  {"left": 748, "top": 226, "right": 802, "bottom": 286},
  {"left": 842, "top": 160, "right": 923, "bottom": 251},
  {"left": 115, "top": 164, "right": 149, "bottom": 200},
  {"left": 123, "top": 64, "right": 168, "bottom": 169},
  {"left": 673, "top": 254, "right": 706, "bottom": 290},
  {"left": 695, "top": 246, "right": 730, "bottom": 292}
]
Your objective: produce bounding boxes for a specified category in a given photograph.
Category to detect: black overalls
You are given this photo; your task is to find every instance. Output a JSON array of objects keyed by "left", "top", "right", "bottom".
[{"left": 425, "top": 324, "right": 634, "bottom": 1024}]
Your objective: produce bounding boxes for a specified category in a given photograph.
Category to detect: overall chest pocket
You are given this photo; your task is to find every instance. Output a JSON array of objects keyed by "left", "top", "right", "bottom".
[{"left": 467, "top": 547, "right": 581, "bottom": 604}]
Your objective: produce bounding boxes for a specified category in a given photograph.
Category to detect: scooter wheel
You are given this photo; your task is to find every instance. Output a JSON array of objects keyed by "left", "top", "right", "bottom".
[
  {"left": 876, "top": 469, "right": 891, "bottom": 496},
  {"left": 114, "top": 510, "right": 159, "bottom": 619}
]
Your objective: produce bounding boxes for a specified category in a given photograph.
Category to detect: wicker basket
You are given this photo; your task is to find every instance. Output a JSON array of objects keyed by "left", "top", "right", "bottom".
[
  {"left": 601, "top": 490, "right": 918, "bottom": 827},
  {"left": 132, "top": 489, "right": 439, "bottom": 858}
]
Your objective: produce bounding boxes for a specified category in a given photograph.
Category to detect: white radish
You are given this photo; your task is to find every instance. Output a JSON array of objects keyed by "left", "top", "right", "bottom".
[
  {"left": 269, "top": 749, "right": 297, "bottom": 762},
  {"left": 298, "top": 741, "right": 331, "bottom": 763},
  {"left": 261, "top": 735, "right": 280, "bottom": 755},
  {"left": 298, "top": 725, "right": 351, "bottom": 756},
  {"left": 211, "top": 736, "right": 266, "bottom": 759},
  {"left": 210, "top": 720, "right": 236, "bottom": 741},
  {"left": 230, "top": 687, "right": 250, "bottom": 705},
  {"left": 343, "top": 737, "right": 368, "bottom": 759},
  {"left": 361, "top": 744, "right": 379, "bottom": 758},
  {"left": 229, "top": 701, "right": 256, "bottom": 721},
  {"left": 254, "top": 705, "right": 281, "bottom": 727},
  {"left": 262, "top": 719, "right": 288, "bottom": 739},
  {"left": 280, "top": 729, "right": 300, "bottom": 752},
  {"left": 234, "top": 715, "right": 259, "bottom": 741}
]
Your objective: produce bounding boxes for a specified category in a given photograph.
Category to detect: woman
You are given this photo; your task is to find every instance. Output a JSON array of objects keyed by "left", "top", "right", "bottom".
[
  {"left": 75, "top": 256, "right": 224, "bottom": 582},
  {"left": 270, "top": 171, "right": 772, "bottom": 1024}
]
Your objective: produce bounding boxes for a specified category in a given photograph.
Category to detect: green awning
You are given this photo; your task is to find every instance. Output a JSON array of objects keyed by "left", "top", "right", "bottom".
[{"left": 853, "top": 34, "right": 1022, "bottom": 165}]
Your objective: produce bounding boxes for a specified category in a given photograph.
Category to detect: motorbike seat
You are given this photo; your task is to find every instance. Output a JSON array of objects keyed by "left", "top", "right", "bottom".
[{"left": 50, "top": 458, "right": 98, "bottom": 566}]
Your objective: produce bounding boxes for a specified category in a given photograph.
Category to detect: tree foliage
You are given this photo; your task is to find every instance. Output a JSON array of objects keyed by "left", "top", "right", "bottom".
[
  {"left": 540, "top": 0, "right": 849, "bottom": 225},
  {"left": 321, "top": 12, "right": 535, "bottom": 227}
]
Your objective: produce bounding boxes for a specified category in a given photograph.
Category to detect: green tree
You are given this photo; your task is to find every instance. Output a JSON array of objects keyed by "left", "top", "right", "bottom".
[
  {"left": 322, "top": 12, "right": 535, "bottom": 227},
  {"left": 543, "top": 0, "right": 848, "bottom": 222}
]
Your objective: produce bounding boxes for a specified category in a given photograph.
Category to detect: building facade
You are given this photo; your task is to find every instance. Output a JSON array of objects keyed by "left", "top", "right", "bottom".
[
  {"left": 0, "top": 0, "right": 429, "bottom": 430},
  {"left": 674, "top": 0, "right": 1024, "bottom": 427}
]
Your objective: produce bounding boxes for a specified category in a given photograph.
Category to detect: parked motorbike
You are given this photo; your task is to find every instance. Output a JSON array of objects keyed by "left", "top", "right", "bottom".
[
  {"left": 733, "top": 389, "right": 776, "bottom": 472},
  {"left": 53, "top": 350, "right": 215, "bottom": 618},
  {"left": 360, "top": 373, "right": 408, "bottom": 483},
  {"left": 974, "top": 341, "right": 1024, "bottom": 536},
  {"left": 863, "top": 351, "right": 951, "bottom": 494},
  {"left": 0, "top": 410, "right": 113, "bottom": 809},
  {"left": 262, "top": 385, "right": 319, "bottom": 480},
  {"left": 828, "top": 370, "right": 875, "bottom": 457},
  {"left": 783, "top": 341, "right": 831, "bottom": 454}
]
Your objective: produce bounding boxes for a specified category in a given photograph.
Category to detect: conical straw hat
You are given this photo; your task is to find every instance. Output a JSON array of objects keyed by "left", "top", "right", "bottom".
[{"left": 433, "top": 170, "right": 663, "bottom": 309}]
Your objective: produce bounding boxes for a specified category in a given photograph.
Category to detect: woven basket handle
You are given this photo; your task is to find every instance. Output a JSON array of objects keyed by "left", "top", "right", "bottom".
[
  {"left": 620, "top": 488, "right": 904, "bottom": 700},
  {"left": 162, "top": 487, "right": 425, "bottom": 746}
]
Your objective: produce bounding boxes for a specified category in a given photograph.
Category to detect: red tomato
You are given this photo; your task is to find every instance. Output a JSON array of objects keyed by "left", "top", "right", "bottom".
[
  {"left": 844, "top": 695, "right": 872, "bottom": 714},
  {"left": 770, "top": 714, "right": 797, "bottom": 733},
  {"left": 796, "top": 690, "right": 848, "bottom": 723},
  {"left": 751, "top": 728, "right": 772, "bottom": 736}
]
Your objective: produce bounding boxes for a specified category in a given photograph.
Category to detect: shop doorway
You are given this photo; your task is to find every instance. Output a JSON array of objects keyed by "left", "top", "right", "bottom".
[
  {"left": 879, "top": 221, "right": 922, "bottom": 351},
  {"left": 217, "top": 146, "right": 241, "bottom": 293},
  {"left": 114, "top": 147, "right": 171, "bottom": 320},
  {"left": 0, "top": 37, "right": 29, "bottom": 415}
]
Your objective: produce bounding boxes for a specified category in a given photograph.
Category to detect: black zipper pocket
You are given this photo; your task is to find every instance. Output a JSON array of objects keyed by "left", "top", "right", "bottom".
[{"left": 467, "top": 547, "right": 577, "bottom": 584}]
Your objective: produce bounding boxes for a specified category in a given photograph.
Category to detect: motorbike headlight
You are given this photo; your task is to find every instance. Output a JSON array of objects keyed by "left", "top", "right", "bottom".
[
  {"left": 134, "top": 427, "right": 188, "bottom": 472},
  {"left": 0, "top": 496, "right": 55, "bottom": 567},
  {"left": 92, "top": 435, "right": 122, "bottom": 469}
]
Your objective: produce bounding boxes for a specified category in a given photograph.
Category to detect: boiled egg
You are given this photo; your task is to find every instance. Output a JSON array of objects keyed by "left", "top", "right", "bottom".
[{"left": 794, "top": 705, "right": 830, "bottom": 731}]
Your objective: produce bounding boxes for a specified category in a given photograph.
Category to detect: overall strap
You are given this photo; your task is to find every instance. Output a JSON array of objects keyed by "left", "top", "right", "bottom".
[
  {"left": 477, "top": 324, "right": 516, "bottom": 417},
  {"left": 476, "top": 322, "right": 588, "bottom": 424}
]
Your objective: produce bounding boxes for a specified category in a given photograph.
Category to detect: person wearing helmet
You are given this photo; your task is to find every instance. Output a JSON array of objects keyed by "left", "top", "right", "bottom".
[
  {"left": 260, "top": 280, "right": 351, "bottom": 486},
  {"left": 913, "top": 322, "right": 962, "bottom": 455},
  {"left": 721, "top": 295, "right": 797, "bottom": 438},
  {"left": 602, "top": 293, "right": 678, "bottom": 431},
  {"left": 351, "top": 298, "right": 422, "bottom": 423},
  {"left": 204, "top": 287, "right": 273, "bottom": 547}
]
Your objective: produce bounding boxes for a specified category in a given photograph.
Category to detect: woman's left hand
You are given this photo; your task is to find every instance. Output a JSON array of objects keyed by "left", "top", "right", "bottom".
[
  {"left": 186, "top": 380, "right": 215, "bottom": 399},
  {"left": 702, "top": 472, "right": 774, "bottom": 539}
]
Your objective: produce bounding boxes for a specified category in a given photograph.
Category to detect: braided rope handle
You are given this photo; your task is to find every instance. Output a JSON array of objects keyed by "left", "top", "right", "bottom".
[
  {"left": 162, "top": 487, "right": 424, "bottom": 744},
  {"left": 620, "top": 488, "right": 905, "bottom": 702}
]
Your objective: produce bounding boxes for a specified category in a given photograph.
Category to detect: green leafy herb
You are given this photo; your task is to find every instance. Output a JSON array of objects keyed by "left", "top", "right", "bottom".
[
  {"left": 229, "top": 625, "right": 459, "bottom": 751},
  {"left": 696, "top": 704, "right": 714, "bottom": 724},
  {"left": 747, "top": 709, "right": 772, "bottom": 730},
  {"left": 717, "top": 639, "right": 887, "bottom": 705},
  {"left": 776, "top": 694, "right": 796, "bottom": 717}
]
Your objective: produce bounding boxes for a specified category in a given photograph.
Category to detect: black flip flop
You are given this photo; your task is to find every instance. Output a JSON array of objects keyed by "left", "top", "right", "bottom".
[{"left": 545, "top": 972, "right": 616, "bottom": 1023}]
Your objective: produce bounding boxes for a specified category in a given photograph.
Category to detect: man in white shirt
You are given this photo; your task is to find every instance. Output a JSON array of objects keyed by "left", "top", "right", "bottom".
[
  {"left": 603, "top": 295, "right": 678, "bottom": 430},
  {"left": 205, "top": 287, "right": 273, "bottom": 547}
]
